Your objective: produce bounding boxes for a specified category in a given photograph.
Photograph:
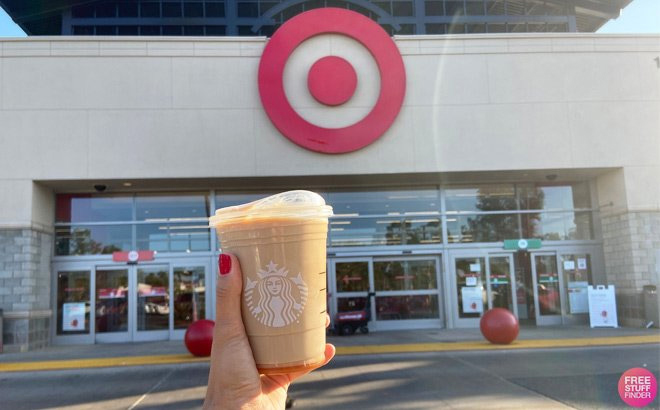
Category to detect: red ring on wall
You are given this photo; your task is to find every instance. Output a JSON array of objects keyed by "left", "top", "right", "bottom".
[{"left": 258, "top": 8, "right": 406, "bottom": 154}]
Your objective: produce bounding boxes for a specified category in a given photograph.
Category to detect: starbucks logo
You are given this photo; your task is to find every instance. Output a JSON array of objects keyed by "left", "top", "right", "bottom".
[{"left": 245, "top": 261, "right": 308, "bottom": 328}]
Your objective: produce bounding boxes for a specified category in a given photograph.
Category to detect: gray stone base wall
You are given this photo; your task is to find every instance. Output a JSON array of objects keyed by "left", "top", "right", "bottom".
[
  {"left": 0, "top": 228, "right": 53, "bottom": 351},
  {"left": 2, "top": 316, "right": 50, "bottom": 353},
  {"left": 616, "top": 293, "right": 646, "bottom": 328},
  {"left": 602, "top": 211, "right": 660, "bottom": 327}
]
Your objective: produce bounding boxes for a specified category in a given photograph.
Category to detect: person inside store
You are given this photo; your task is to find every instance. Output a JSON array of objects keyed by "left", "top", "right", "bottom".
[{"left": 204, "top": 253, "right": 335, "bottom": 409}]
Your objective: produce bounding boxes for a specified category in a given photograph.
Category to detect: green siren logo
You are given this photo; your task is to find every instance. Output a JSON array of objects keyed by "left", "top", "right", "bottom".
[{"left": 245, "top": 261, "right": 308, "bottom": 327}]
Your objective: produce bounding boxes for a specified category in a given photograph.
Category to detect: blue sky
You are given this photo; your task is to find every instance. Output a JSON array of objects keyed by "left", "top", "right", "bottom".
[{"left": 0, "top": 0, "right": 658, "bottom": 36}]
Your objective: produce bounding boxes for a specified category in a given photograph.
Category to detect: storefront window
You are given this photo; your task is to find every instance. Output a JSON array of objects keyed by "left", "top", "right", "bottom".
[
  {"left": 55, "top": 192, "right": 212, "bottom": 256},
  {"left": 445, "top": 185, "right": 517, "bottom": 213},
  {"left": 404, "top": 218, "right": 441, "bottom": 244},
  {"left": 330, "top": 217, "right": 399, "bottom": 247},
  {"left": 447, "top": 214, "right": 520, "bottom": 243},
  {"left": 137, "top": 222, "right": 210, "bottom": 253},
  {"left": 330, "top": 217, "right": 441, "bottom": 247},
  {"left": 328, "top": 188, "right": 441, "bottom": 247},
  {"left": 327, "top": 188, "right": 440, "bottom": 216},
  {"left": 173, "top": 266, "right": 206, "bottom": 329},
  {"left": 136, "top": 193, "right": 210, "bottom": 221},
  {"left": 518, "top": 182, "right": 591, "bottom": 210},
  {"left": 445, "top": 182, "right": 593, "bottom": 243},
  {"left": 522, "top": 211, "right": 592, "bottom": 240},
  {"left": 57, "top": 271, "right": 91, "bottom": 335},
  {"left": 374, "top": 259, "right": 437, "bottom": 291},
  {"left": 55, "top": 225, "right": 131, "bottom": 256},
  {"left": 56, "top": 194, "right": 132, "bottom": 223}
]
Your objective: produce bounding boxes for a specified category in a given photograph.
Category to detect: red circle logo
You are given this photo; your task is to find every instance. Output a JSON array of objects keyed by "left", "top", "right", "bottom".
[
  {"left": 307, "top": 56, "right": 357, "bottom": 106},
  {"left": 258, "top": 8, "right": 406, "bottom": 154}
]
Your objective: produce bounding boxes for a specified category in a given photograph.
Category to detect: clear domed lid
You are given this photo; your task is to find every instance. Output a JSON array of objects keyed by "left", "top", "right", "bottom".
[{"left": 209, "top": 190, "right": 333, "bottom": 227}]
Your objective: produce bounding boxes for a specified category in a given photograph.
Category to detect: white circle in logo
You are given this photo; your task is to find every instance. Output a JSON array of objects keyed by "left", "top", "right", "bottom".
[
  {"left": 128, "top": 250, "right": 139, "bottom": 262},
  {"left": 518, "top": 239, "right": 529, "bottom": 249},
  {"left": 244, "top": 261, "right": 308, "bottom": 328}
]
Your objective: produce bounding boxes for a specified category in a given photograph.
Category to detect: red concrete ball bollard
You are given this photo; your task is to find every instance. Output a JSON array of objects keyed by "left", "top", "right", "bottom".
[
  {"left": 480, "top": 308, "right": 519, "bottom": 345},
  {"left": 184, "top": 319, "right": 215, "bottom": 357}
]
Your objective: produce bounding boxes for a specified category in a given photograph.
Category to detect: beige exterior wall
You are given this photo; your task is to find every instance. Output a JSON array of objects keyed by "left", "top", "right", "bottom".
[{"left": 0, "top": 35, "right": 658, "bottom": 223}]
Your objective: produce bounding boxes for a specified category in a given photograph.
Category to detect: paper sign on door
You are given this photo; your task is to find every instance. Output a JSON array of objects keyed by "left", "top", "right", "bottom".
[
  {"left": 577, "top": 258, "right": 587, "bottom": 270},
  {"left": 63, "top": 302, "right": 86, "bottom": 331},
  {"left": 462, "top": 286, "right": 483, "bottom": 313}
]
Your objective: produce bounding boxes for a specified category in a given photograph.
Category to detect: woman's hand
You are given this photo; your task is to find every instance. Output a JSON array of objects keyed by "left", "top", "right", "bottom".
[{"left": 204, "top": 253, "right": 335, "bottom": 409}]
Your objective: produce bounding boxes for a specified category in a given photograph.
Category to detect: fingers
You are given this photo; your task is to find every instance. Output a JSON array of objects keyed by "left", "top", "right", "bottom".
[
  {"left": 286, "top": 343, "right": 336, "bottom": 383},
  {"left": 322, "top": 343, "right": 336, "bottom": 366},
  {"left": 325, "top": 313, "right": 330, "bottom": 329},
  {"left": 215, "top": 253, "right": 246, "bottom": 335}
]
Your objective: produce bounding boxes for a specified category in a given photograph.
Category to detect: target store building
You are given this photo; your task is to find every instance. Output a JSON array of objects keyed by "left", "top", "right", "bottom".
[{"left": 0, "top": 5, "right": 659, "bottom": 352}]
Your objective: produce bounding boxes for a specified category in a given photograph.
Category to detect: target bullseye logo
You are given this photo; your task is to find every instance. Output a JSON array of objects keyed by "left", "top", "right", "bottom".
[{"left": 258, "top": 8, "right": 406, "bottom": 154}]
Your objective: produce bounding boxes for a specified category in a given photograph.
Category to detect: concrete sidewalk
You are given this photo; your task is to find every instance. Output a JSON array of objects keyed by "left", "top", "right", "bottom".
[{"left": 0, "top": 325, "right": 658, "bottom": 371}]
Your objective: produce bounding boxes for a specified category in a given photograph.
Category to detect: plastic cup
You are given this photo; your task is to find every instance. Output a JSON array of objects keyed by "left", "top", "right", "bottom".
[{"left": 210, "top": 191, "right": 333, "bottom": 374}]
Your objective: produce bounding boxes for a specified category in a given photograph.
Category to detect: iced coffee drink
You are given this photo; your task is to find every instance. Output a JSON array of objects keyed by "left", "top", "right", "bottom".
[{"left": 209, "top": 191, "right": 333, "bottom": 374}]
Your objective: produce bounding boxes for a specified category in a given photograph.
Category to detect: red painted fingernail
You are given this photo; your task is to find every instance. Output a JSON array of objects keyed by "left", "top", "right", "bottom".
[{"left": 219, "top": 254, "right": 232, "bottom": 275}]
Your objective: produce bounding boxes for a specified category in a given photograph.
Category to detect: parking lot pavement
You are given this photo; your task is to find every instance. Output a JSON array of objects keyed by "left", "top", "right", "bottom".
[{"left": 1, "top": 344, "right": 657, "bottom": 409}]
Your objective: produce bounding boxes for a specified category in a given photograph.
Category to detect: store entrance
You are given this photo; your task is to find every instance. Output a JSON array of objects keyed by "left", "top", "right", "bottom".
[
  {"left": 515, "top": 250, "right": 597, "bottom": 326},
  {"left": 94, "top": 265, "right": 169, "bottom": 342},
  {"left": 514, "top": 251, "right": 563, "bottom": 325},
  {"left": 452, "top": 250, "right": 576, "bottom": 327},
  {"left": 328, "top": 256, "right": 443, "bottom": 331},
  {"left": 54, "top": 259, "right": 211, "bottom": 344},
  {"left": 452, "top": 254, "right": 516, "bottom": 327}
]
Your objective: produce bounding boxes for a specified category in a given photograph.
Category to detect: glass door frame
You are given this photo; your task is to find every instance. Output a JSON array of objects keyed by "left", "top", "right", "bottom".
[
  {"left": 94, "top": 263, "right": 171, "bottom": 343},
  {"left": 328, "top": 257, "right": 374, "bottom": 330},
  {"left": 52, "top": 261, "right": 95, "bottom": 345},
  {"left": 133, "top": 263, "right": 171, "bottom": 342},
  {"left": 450, "top": 251, "right": 517, "bottom": 328},
  {"left": 531, "top": 251, "right": 563, "bottom": 326},
  {"left": 93, "top": 264, "right": 131, "bottom": 343},
  {"left": 170, "top": 257, "right": 213, "bottom": 340},
  {"left": 450, "top": 252, "right": 486, "bottom": 328},
  {"left": 371, "top": 255, "right": 444, "bottom": 331},
  {"left": 486, "top": 253, "right": 517, "bottom": 317},
  {"left": 329, "top": 255, "right": 444, "bottom": 332},
  {"left": 54, "top": 257, "right": 215, "bottom": 345},
  {"left": 557, "top": 245, "right": 604, "bottom": 325}
]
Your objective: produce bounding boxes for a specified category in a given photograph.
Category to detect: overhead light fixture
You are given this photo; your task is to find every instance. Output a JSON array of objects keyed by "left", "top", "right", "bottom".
[{"left": 123, "top": 182, "right": 132, "bottom": 187}]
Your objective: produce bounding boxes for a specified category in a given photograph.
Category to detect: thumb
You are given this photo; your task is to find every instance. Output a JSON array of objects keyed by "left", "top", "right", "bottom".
[{"left": 215, "top": 253, "right": 245, "bottom": 336}]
